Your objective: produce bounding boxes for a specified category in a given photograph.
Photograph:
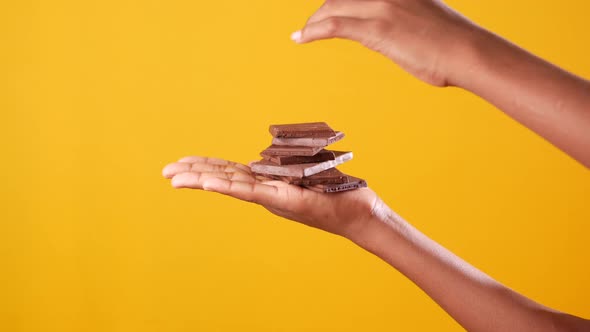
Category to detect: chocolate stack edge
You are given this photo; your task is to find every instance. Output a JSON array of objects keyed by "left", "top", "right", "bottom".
[
  {"left": 261, "top": 149, "right": 335, "bottom": 165},
  {"left": 269, "top": 122, "right": 336, "bottom": 138},
  {"left": 306, "top": 176, "right": 368, "bottom": 193},
  {"left": 251, "top": 151, "right": 352, "bottom": 178},
  {"left": 272, "top": 131, "right": 345, "bottom": 147}
]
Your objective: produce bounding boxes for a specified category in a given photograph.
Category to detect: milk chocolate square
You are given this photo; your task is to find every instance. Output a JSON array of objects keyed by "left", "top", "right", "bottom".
[
  {"left": 261, "top": 149, "right": 335, "bottom": 165},
  {"left": 250, "top": 151, "right": 353, "bottom": 178},
  {"left": 266, "top": 168, "right": 348, "bottom": 185},
  {"left": 269, "top": 122, "right": 336, "bottom": 138},
  {"left": 305, "top": 175, "right": 367, "bottom": 193},
  {"left": 260, "top": 144, "right": 323, "bottom": 157},
  {"left": 272, "top": 132, "right": 345, "bottom": 147}
]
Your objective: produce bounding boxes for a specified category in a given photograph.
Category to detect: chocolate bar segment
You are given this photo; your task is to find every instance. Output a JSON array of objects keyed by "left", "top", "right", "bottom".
[
  {"left": 250, "top": 151, "right": 353, "bottom": 178},
  {"left": 264, "top": 168, "right": 348, "bottom": 185},
  {"left": 262, "top": 149, "right": 335, "bottom": 165},
  {"left": 260, "top": 144, "right": 323, "bottom": 157},
  {"left": 269, "top": 122, "right": 336, "bottom": 138},
  {"left": 305, "top": 176, "right": 367, "bottom": 193},
  {"left": 272, "top": 131, "right": 345, "bottom": 147}
]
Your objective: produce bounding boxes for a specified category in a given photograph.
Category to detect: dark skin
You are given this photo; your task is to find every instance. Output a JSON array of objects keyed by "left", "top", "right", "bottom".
[{"left": 164, "top": 1, "right": 590, "bottom": 331}]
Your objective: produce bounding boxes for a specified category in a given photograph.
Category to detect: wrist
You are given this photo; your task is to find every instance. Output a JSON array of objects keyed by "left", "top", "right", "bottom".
[
  {"left": 443, "top": 23, "right": 498, "bottom": 89},
  {"left": 344, "top": 200, "right": 407, "bottom": 256}
]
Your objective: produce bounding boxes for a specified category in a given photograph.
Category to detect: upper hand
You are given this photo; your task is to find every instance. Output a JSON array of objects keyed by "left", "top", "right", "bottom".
[
  {"left": 292, "top": 0, "right": 478, "bottom": 87},
  {"left": 162, "top": 156, "right": 380, "bottom": 239}
]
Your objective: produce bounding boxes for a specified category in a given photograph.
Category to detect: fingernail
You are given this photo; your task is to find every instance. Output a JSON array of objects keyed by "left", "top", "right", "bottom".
[{"left": 290, "top": 30, "right": 302, "bottom": 43}]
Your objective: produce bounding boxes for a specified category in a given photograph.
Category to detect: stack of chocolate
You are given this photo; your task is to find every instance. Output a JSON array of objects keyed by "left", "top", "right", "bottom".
[{"left": 251, "top": 122, "right": 367, "bottom": 193}]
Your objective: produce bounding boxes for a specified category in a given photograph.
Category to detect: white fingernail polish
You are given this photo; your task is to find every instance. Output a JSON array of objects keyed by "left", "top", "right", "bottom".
[{"left": 291, "top": 30, "right": 302, "bottom": 42}]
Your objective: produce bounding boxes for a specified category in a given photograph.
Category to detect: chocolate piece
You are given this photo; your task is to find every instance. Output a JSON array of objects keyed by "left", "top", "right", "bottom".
[
  {"left": 260, "top": 144, "right": 323, "bottom": 157},
  {"left": 305, "top": 176, "right": 367, "bottom": 193},
  {"left": 262, "top": 149, "right": 335, "bottom": 165},
  {"left": 250, "top": 151, "right": 353, "bottom": 178},
  {"left": 269, "top": 122, "right": 336, "bottom": 138},
  {"left": 264, "top": 168, "right": 348, "bottom": 185},
  {"left": 272, "top": 132, "right": 345, "bottom": 147}
]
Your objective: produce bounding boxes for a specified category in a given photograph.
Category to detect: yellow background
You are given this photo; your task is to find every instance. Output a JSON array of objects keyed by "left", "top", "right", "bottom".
[{"left": 1, "top": 1, "right": 589, "bottom": 331}]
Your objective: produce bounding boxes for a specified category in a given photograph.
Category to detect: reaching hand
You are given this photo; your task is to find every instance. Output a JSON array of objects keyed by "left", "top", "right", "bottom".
[
  {"left": 162, "top": 156, "right": 380, "bottom": 239},
  {"left": 292, "top": 0, "right": 478, "bottom": 87}
]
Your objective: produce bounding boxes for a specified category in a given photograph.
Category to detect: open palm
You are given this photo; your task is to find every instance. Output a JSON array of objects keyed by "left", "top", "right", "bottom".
[{"left": 162, "top": 156, "right": 379, "bottom": 237}]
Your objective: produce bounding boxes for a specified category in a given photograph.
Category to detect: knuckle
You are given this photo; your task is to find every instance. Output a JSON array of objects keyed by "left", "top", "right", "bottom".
[
  {"left": 324, "top": 17, "right": 342, "bottom": 36},
  {"left": 369, "top": 19, "right": 390, "bottom": 36}
]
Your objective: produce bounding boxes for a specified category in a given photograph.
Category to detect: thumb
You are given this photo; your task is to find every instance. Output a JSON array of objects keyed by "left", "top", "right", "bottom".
[{"left": 292, "top": 17, "right": 372, "bottom": 44}]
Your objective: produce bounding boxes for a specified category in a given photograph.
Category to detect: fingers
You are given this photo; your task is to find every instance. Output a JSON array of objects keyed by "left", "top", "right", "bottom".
[
  {"left": 163, "top": 162, "right": 249, "bottom": 179},
  {"left": 293, "top": 0, "right": 393, "bottom": 45},
  {"left": 178, "top": 156, "right": 232, "bottom": 165},
  {"left": 163, "top": 162, "right": 191, "bottom": 178},
  {"left": 306, "top": 0, "right": 391, "bottom": 25},
  {"left": 177, "top": 156, "right": 251, "bottom": 173},
  {"left": 200, "top": 178, "right": 281, "bottom": 207},
  {"left": 293, "top": 17, "right": 375, "bottom": 44},
  {"left": 171, "top": 171, "right": 255, "bottom": 189},
  {"left": 163, "top": 157, "right": 252, "bottom": 179},
  {"left": 163, "top": 156, "right": 316, "bottom": 209}
]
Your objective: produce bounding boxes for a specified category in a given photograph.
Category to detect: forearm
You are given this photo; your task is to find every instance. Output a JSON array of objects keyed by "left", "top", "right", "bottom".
[
  {"left": 349, "top": 203, "right": 588, "bottom": 332},
  {"left": 452, "top": 27, "right": 590, "bottom": 167}
]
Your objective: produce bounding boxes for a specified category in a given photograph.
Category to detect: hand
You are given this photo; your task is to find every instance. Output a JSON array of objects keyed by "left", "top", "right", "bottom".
[
  {"left": 162, "top": 156, "right": 380, "bottom": 239},
  {"left": 292, "top": 0, "right": 479, "bottom": 87}
]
